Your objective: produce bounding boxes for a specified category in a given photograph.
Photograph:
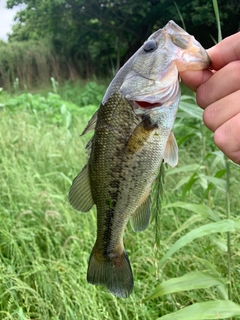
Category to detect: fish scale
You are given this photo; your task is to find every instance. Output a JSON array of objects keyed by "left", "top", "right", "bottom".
[{"left": 69, "top": 20, "right": 211, "bottom": 298}]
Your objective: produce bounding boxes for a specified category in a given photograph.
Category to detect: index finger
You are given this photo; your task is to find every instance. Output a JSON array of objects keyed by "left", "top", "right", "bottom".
[
  {"left": 180, "top": 68, "right": 213, "bottom": 92},
  {"left": 180, "top": 32, "right": 240, "bottom": 91},
  {"left": 208, "top": 32, "right": 240, "bottom": 70}
]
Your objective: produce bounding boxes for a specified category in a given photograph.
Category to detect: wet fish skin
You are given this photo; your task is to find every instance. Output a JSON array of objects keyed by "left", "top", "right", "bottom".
[{"left": 69, "top": 20, "right": 211, "bottom": 298}]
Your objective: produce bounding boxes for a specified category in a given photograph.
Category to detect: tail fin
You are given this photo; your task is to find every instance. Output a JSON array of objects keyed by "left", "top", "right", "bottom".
[{"left": 87, "top": 248, "right": 134, "bottom": 298}]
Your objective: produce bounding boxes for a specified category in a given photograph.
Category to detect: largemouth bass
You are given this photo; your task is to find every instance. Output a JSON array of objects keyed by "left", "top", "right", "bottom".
[{"left": 69, "top": 21, "right": 210, "bottom": 298}]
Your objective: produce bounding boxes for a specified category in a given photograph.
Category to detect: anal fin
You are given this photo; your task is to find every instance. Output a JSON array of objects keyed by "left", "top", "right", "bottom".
[
  {"left": 69, "top": 164, "right": 94, "bottom": 212},
  {"left": 130, "top": 195, "right": 151, "bottom": 232}
]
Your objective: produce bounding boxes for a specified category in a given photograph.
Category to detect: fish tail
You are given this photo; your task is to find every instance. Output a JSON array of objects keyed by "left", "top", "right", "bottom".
[{"left": 87, "top": 247, "right": 134, "bottom": 298}]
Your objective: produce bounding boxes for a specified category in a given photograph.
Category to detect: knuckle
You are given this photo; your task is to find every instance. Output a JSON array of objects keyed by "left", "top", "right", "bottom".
[
  {"left": 202, "top": 106, "right": 215, "bottom": 131},
  {"left": 213, "top": 128, "right": 225, "bottom": 149},
  {"left": 196, "top": 85, "right": 209, "bottom": 108},
  {"left": 227, "top": 61, "right": 240, "bottom": 83}
]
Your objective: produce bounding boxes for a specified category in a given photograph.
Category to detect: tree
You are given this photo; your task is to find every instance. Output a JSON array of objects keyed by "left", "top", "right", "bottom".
[{"left": 5, "top": 0, "right": 240, "bottom": 79}]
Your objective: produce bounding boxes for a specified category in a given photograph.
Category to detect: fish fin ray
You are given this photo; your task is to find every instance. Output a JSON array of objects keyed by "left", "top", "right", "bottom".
[
  {"left": 68, "top": 164, "right": 94, "bottom": 212},
  {"left": 85, "top": 136, "right": 93, "bottom": 155},
  {"left": 130, "top": 195, "right": 151, "bottom": 232},
  {"left": 125, "top": 116, "right": 156, "bottom": 154},
  {"left": 81, "top": 110, "right": 98, "bottom": 136},
  {"left": 87, "top": 248, "right": 133, "bottom": 298},
  {"left": 163, "top": 131, "right": 178, "bottom": 167}
]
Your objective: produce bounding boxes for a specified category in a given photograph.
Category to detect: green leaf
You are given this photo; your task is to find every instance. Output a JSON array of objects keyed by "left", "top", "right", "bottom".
[
  {"left": 199, "top": 175, "right": 226, "bottom": 192},
  {"left": 179, "top": 101, "right": 203, "bottom": 121},
  {"left": 212, "top": 0, "right": 222, "bottom": 42},
  {"left": 157, "top": 300, "right": 240, "bottom": 319},
  {"left": 159, "top": 219, "right": 240, "bottom": 267},
  {"left": 145, "top": 271, "right": 226, "bottom": 300},
  {"left": 163, "top": 202, "right": 219, "bottom": 222},
  {"left": 166, "top": 164, "right": 204, "bottom": 176}
]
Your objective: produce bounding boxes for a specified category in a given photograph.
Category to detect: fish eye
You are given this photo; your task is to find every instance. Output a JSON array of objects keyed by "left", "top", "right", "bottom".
[
  {"left": 171, "top": 35, "right": 188, "bottom": 49},
  {"left": 143, "top": 40, "right": 158, "bottom": 53}
]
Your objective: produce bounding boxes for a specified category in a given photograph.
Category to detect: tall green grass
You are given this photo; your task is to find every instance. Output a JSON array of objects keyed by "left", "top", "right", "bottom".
[
  {"left": 1, "top": 80, "right": 240, "bottom": 319},
  {"left": 0, "top": 86, "right": 159, "bottom": 319},
  {"left": 146, "top": 1, "right": 240, "bottom": 318}
]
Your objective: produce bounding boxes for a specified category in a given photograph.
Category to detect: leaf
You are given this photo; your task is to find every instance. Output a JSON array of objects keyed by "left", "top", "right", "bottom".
[
  {"left": 212, "top": 238, "right": 228, "bottom": 252},
  {"left": 151, "top": 161, "right": 166, "bottom": 247},
  {"left": 159, "top": 219, "right": 240, "bottom": 267},
  {"left": 157, "top": 300, "right": 240, "bottom": 319},
  {"left": 179, "top": 101, "right": 203, "bottom": 121},
  {"left": 145, "top": 271, "right": 226, "bottom": 300},
  {"left": 181, "top": 172, "right": 199, "bottom": 200},
  {"left": 166, "top": 164, "right": 204, "bottom": 176},
  {"left": 212, "top": 0, "right": 222, "bottom": 42},
  {"left": 199, "top": 175, "right": 226, "bottom": 192},
  {"left": 163, "top": 202, "right": 219, "bottom": 222}
]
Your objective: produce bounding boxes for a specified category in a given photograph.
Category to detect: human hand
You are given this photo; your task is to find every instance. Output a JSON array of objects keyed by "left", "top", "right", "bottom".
[{"left": 180, "top": 32, "right": 240, "bottom": 164}]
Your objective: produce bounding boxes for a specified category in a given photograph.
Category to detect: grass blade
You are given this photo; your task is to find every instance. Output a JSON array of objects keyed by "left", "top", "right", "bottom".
[
  {"left": 179, "top": 100, "right": 203, "bottom": 120},
  {"left": 157, "top": 300, "right": 240, "bottom": 320},
  {"left": 212, "top": 0, "right": 222, "bottom": 42},
  {"left": 159, "top": 219, "right": 240, "bottom": 267},
  {"left": 144, "top": 271, "right": 226, "bottom": 300},
  {"left": 163, "top": 201, "right": 219, "bottom": 222}
]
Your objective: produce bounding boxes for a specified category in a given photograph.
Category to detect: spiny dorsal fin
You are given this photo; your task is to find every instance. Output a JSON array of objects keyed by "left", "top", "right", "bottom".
[
  {"left": 130, "top": 194, "right": 151, "bottom": 232},
  {"left": 163, "top": 131, "right": 178, "bottom": 167},
  {"left": 69, "top": 164, "right": 94, "bottom": 212},
  {"left": 81, "top": 110, "right": 98, "bottom": 136}
]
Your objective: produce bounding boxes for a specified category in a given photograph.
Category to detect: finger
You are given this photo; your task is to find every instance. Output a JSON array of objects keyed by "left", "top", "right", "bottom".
[
  {"left": 213, "top": 113, "right": 240, "bottom": 164},
  {"left": 181, "top": 32, "right": 240, "bottom": 91},
  {"left": 197, "top": 61, "right": 240, "bottom": 108},
  {"left": 208, "top": 32, "right": 240, "bottom": 70},
  {"left": 180, "top": 68, "right": 213, "bottom": 92},
  {"left": 203, "top": 89, "right": 240, "bottom": 132}
]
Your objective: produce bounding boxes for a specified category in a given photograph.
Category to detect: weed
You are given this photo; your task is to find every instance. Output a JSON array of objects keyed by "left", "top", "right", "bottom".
[{"left": 1, "top": 78, "right": 240, "bottom": 319}]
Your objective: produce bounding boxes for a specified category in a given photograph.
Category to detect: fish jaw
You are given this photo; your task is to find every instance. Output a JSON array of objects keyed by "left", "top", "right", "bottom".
[{"left": 163, "top": 20, "right": 211, "bottom": 71}]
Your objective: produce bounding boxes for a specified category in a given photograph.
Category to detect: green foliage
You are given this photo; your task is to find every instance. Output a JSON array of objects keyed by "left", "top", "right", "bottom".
[
  {"left": 145, "top": 271, "right": 227, "bottom": 300},
  {"left": 1, "top": 83, "right": 240, "bottom": 319},
  {"left": 157, "top": 301, "right": 240, "bottom": 320},
  {"left": 1, "top": 0, "right": 238, "bottom": 89},
  {"left": 59, "top": 81, "right": 106, "bottom": 107},
  {"left": 0, "top": 40, "right": 61, "bottom": 89},
  {"left": 0, "top": 83, "right": 163, "bottom": 319}
]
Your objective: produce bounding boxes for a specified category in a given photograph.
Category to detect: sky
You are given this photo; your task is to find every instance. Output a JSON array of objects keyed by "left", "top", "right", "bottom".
[{"left": 0, "top": 0, "right": 21, "bottom": 41}]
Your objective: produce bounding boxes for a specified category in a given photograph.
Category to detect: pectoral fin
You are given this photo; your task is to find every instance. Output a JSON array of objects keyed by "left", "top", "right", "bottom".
[
  {"left": 163, "top": 131, "right": 178, "bottom": 167},
  {"left": 130, "top": 195, "right": 151, "bottom": 232},
  {"left": 125, "top": 115, "right": 156, "bottom": 154},
  {"left": 69, "top": 164, "right": 94, "bottom": 212},
  {"left": 81, "top": 110, "right": 98, "bottom": 136}
]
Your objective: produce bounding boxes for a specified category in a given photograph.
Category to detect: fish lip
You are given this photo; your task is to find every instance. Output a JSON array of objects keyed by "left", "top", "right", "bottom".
[{"left": 133, "top": 100, "right": 163, "bottom": 109}]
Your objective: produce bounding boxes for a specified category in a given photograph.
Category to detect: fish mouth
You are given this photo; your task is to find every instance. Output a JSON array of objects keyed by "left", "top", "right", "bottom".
[{"left": 134, "top": 100, "right": 162, "bottom": 109}]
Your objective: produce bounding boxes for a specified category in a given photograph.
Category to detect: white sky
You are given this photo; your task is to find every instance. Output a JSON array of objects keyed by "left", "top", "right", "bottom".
[{"left": 0, "top": 0, "right": 21, "bottom": 41}]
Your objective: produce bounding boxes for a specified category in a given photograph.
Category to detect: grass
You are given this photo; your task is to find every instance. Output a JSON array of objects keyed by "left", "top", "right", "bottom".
[{"left": 1, "top": 83, "right": 240, "bottom": 319}]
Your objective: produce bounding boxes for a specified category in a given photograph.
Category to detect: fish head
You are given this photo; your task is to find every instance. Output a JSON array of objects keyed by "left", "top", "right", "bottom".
[{"left": 103, "top": 21, "right": 210, "bottom": 110}]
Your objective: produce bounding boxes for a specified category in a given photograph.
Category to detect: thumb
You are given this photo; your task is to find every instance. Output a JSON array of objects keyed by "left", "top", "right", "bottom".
[{"left": 180, "top": 68, "right": 213, "bottom": 92}]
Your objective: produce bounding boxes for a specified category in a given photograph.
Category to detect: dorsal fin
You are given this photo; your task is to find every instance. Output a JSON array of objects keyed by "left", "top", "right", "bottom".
[
  {"left": 163, "top": 131, "right": 178, "bottom": 167},
  {"left": 81, "top": 110, "right": 98, "bottom": 136},
  {"left": 69, "top": 164, "right": 94, "bottom": 212}
]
